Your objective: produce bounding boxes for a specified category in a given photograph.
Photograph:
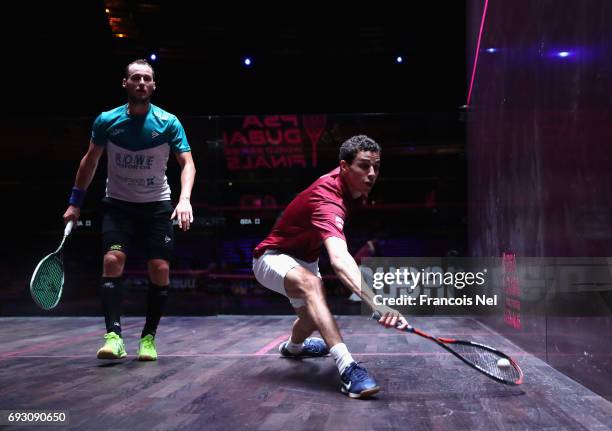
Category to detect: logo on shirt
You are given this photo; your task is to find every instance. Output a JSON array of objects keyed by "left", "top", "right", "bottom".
[
  {"left": 335, "top": 216, "right": 345, "bottom": 230},
  {"left": 164, "top": 235, "right": 172, "bottom": 244},
  {"left": 152, "top": 131, "right": 160, "bottom": 138},
  {"left": 155, "top": 112, "right": 170, "bottom": 121},
  {"left": 109, "top": 128, "right": 125, "bottom": 136}
]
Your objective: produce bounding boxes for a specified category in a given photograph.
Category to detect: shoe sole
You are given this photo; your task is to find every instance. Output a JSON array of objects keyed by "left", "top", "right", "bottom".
[
  {"left": 137, "top": 355, "right": 157, "bottom": 361},
  {"left": 97, "top": 349, "right": 127, "bottom": 360},
  {"left": 280, "top": 352, "right": 330, "bottom": 359},
  {"left": 341, "top": 386, "right": 381, "bottom": 399}
]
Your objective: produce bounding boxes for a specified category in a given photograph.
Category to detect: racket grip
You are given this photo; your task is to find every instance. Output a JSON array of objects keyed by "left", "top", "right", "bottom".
[
  {"left": 64, "top": 221, "right": 74, "bottom": 236},
  {"left": 371, "top": 311, "right": 412, "bottom": 331}
]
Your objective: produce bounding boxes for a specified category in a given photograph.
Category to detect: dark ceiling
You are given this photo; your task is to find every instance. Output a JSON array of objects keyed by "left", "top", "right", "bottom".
[{"left": 9, "top": 1, "right": 467, "bottom": 115}]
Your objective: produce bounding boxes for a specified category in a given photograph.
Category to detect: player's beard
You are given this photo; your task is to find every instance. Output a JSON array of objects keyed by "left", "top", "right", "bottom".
[{"left": 128, "top": 93, "right": 151, "bottom": 106}]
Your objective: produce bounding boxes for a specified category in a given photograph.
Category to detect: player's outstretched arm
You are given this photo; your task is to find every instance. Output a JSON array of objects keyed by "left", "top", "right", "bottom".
[
  {"left": 62, "top": 141, "right": 105, "bottom": 225},
  {"left": 324, "top": 236, "right": 408, "bottom": 329},
  {"left": 172, "top": 151, "right": 196, "bottom": 231}
]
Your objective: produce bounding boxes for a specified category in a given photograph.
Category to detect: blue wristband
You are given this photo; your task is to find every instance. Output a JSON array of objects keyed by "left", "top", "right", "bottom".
[{"left": 68, "top": 186, "right": 86, "bottom": 207}]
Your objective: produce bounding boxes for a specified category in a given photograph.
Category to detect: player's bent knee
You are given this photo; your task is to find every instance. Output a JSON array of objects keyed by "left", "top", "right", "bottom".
[
  {"left": 103, "top": 251, "right": 126, "bottom": 275},
  {"left": 148, "top": 259, "right": 170, "bottom": 283},
  {"left": 149, "top": 260, "right": 169, "bottom": 272},
  {"left": 296, "top": 276, "right": 324, "bottom": 301}
]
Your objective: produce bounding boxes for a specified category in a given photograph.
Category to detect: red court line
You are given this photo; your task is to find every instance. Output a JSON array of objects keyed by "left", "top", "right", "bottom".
[
  {"left": 254, "top": 334, "right": 290, "bottom": 355},
  {"left": 0, "top": 323, "right": 141, "bottom": 359},
  {"left": 2, "top": 351, "right": 539, "bottom": 359}
]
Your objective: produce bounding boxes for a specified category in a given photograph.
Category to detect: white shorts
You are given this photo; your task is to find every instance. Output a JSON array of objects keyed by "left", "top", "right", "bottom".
[{"left": 252, "top": 250, "right": 321, "bottom": 309}]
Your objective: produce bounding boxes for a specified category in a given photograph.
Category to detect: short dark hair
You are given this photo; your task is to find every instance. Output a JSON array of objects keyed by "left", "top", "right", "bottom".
[
  {"left": 339, "top": 135, "right": 381, "bottom": 164},
  {"left": 125, "top": 59, "right": 155, "bottom": 79}
]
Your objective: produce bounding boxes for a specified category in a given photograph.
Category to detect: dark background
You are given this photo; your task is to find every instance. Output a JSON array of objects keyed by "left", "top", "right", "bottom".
[{"left": 6, "top": 2, "right": 466, "bottom": 116}]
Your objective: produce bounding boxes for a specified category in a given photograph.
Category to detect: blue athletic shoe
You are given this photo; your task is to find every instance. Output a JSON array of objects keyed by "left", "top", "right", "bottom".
[
  {"left": 279, "top": 337, "right": 330, "bottom": 358},
  {"left": 340, "top": 362, "right": 380, "bottom": 398}
]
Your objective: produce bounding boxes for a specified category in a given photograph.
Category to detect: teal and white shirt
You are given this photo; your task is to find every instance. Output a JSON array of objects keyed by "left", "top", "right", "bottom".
[{"left": 91, "top": 104, "right": 191, "bottom": 203}]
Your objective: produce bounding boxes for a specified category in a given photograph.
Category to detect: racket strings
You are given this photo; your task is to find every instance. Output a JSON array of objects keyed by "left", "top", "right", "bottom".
[
  {"left": 32, "top": 255, "right": 64, "bottom": 308},
  {"left": 452, "top": 343, "right": 522, "bottom": 382}
]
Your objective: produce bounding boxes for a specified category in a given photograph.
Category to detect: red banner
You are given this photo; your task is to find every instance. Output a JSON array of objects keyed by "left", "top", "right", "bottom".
[{"left": 222, "top": 114, "right": 326, "bottom": 170}]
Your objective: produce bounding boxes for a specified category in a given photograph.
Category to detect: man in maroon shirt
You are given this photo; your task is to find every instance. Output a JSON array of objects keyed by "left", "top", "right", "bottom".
[{"left": 253, "top": 135, "right": 407, "bottom": 398}]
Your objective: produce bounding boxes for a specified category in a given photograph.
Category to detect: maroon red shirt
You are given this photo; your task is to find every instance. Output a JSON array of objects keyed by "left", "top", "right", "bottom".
[{"left": 254, "top": 167, "right": 358, "bottom": 262}]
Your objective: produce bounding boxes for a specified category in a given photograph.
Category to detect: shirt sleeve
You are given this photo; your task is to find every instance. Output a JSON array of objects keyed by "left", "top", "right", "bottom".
[
  {"left": 311, "top": 202, "right": 347, "bottom": 242},
  {"left": 90, "top": 113, "right": 108, "bottom": 146},
  {"left": 168, "top": 117, "right": 191, "bottom": 153}
]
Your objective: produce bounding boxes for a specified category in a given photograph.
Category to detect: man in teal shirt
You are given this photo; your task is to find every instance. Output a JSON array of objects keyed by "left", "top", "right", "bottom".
[{"left": 63, "top": 59, "right": 196, "bottom": 361}]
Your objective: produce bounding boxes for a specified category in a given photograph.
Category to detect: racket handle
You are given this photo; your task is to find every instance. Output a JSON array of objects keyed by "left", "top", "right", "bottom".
[
  {"left": 64, "top": 221, "right": 74, "bottom": 236},
  {"left": 371, "top": 311, "right": 413, "bottom": 331}
]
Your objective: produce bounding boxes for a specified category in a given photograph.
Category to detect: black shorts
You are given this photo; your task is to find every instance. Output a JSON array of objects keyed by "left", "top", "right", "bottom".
[{"left": 102, "top": 197, "right": 174, "bottom": 261}]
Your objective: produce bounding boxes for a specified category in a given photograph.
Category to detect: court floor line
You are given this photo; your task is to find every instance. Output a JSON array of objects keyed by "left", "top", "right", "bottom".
[
  {"left": 0, "top": 323, "right": 142, "bottom": 359},
  {"left": 1, "top": 351, "right": 542, "bottom": 359},
  {"left": 254, "top": 333, "right": 290, "bottom": 355},
  {"left": 343, "top": 331, "right": 500, "bottom": 337}
]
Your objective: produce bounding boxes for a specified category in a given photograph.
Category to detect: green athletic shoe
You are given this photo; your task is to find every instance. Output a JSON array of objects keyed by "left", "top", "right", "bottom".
[
  {"left": 137, "top": 334, "right": 157, "bottom": 361},
  {"left": 96, "top": 332, "right": 127, "bottom": 360}
]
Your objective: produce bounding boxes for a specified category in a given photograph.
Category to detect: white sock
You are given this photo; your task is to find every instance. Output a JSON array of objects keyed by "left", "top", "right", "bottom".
[
  {"left": 329, "top": 343, "right": 355, "bottom": 375},
  {"left": 285, "top": 337, "right": 304, "bottom": 354}
]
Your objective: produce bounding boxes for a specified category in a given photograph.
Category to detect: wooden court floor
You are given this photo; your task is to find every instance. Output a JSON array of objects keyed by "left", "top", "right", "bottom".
[{"left": 1, "top": 316, "right": 611, "bottom": 430}]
